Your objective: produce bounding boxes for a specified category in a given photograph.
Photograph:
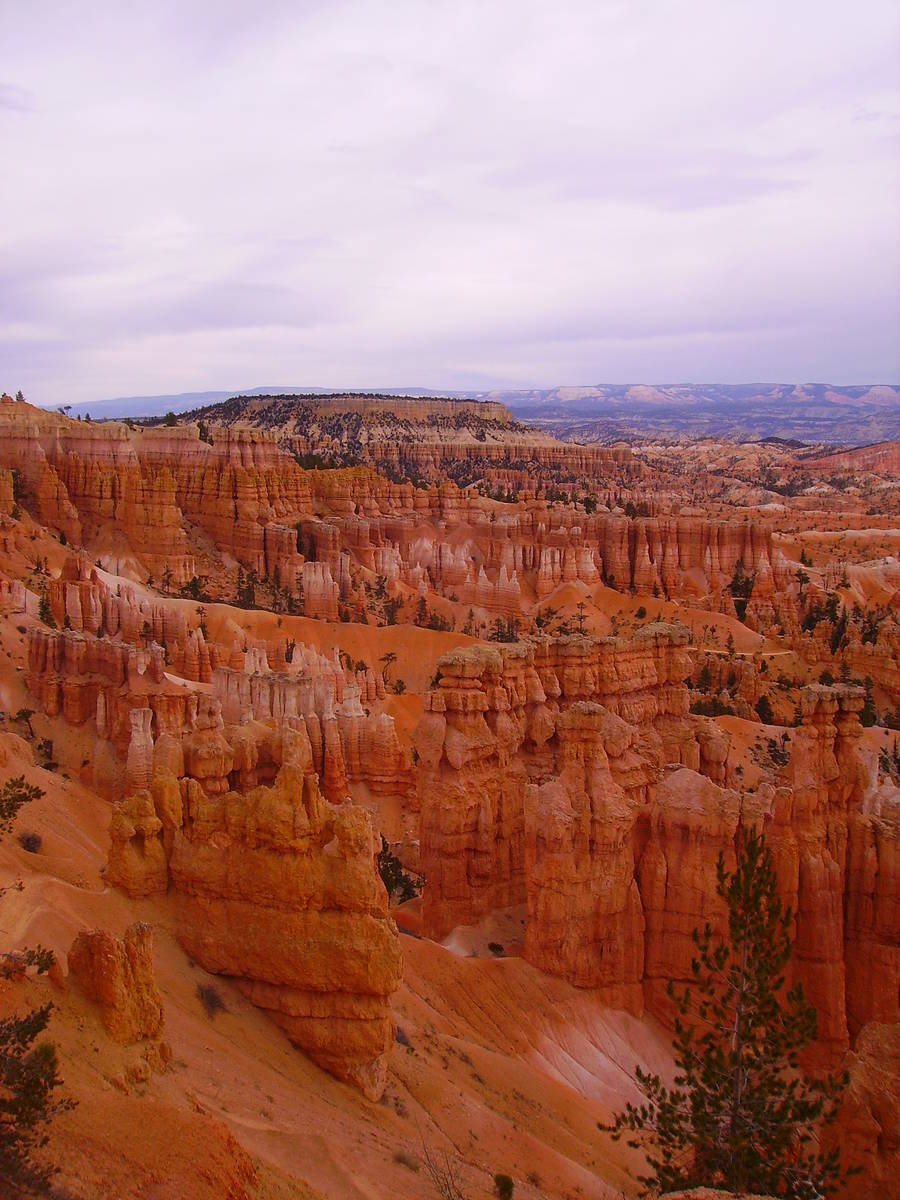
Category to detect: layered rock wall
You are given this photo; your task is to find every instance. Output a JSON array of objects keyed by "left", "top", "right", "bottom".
[
  {"left": 0, "top": 401, "right": 801, "bottom": 628},
  {"left": 26, "top": 610, "right": 412, "bottom": 804},
  {"left": 416, "top": 626, "right": 697, "bottom": 952},
  {"left": 415, "top": 644, "right": 899, "bottom": 1056}
]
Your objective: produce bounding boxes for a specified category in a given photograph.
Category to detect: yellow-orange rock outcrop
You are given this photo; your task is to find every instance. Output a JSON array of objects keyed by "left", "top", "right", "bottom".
[
  {"left": 67, "top": 922, "right": 164, "bottom": 1044},
  {"left": 107, "top": 758, "right": 402, "bottom": 1099}
]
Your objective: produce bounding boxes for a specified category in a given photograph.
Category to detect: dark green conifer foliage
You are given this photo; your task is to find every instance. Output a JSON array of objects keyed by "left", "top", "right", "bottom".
[
  {"left": 601, "top": 829, "right": 855, "bottom": 1199},
  {"left": 0, "top": 777, "right": 75, "bottom": 1195},
  {"left": 754, "top": 693, "right": 774, "bottom": 725}
]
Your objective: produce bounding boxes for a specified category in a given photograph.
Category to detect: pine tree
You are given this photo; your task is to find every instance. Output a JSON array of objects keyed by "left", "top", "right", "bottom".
[
  {"left": 601, "top": 828, "right": 855, "bottom": 1199},
  {"left": 754, "top": 693, "right": 774, "bottom": 725},
  {"left": 860, "top": 678, "right": 877, "bottom": 728},
  {"left": 0, "top": 776, "right": 44, "bottom": 839},
  {"left": 379, "top": 650, "right": 397, "bottom": 685},
  {"left": 0, "top": 777, "right": 74, "bottom": 1194},
  {"left": 37, "top": 588, "right": 56, "bottom": 629}
]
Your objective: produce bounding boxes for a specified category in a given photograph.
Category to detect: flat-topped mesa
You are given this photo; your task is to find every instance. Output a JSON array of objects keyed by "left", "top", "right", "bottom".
[
  {"left": 194, "top": 393, "right": 636, "bottom": 485},
  {"left": 359, "top": 439, "right": 632, "bottom": 484},
  {"left": 108, "top": 756, "right": 401, "bottom": 1099},
  {"left": 229, "top": 393, "right": 518, "bottom": 424},
  {"left": 414, "top": 627, "right": 697, "bottom": 945}
]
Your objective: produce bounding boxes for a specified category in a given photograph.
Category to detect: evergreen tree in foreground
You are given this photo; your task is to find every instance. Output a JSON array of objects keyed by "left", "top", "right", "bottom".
[
  {"left": 602, "top": 828, "right": 855, "bottom": 1198},
  {"left": 0, "top": 776, "right": 74, "bottom": 1195}
]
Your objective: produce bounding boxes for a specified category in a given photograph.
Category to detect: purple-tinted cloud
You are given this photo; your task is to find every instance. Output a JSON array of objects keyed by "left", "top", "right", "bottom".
[
  {"left": 1, "top": 0, "right": 898, "bottom": 405},
  {"left": 0, "top": 83, "right": 33, "bottom": 111}
]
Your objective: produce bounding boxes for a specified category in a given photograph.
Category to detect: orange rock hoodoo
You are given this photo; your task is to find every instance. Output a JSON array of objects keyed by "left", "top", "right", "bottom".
[
  {"left": 25, "top": 559, "right": 412, "bottom": 805},
  {"left": 0, "top": 403, "right": 803, "bottom": 631},
  {"left": 5, "top": 395, "right": 898, "bottom": 1194},
  {"left": 106, "top": 750, "right": 402, "bottom": 1098},
  {"left": 166, "top": 763, "right": 401, "bottom": 1100},
  {"left": 67, "top": 922, "right": 165, "bottom": 1045},
  {"left": 414, "top": 636, "right": 899, "bottom": 1058},
  {"left": 21, "top": 572, "right": 408, "bottom": 1098}
]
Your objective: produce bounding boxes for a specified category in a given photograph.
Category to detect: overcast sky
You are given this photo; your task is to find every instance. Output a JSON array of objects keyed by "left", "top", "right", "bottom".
[{"left": 2, "top": 0, "right": 899, "bottom": 405}]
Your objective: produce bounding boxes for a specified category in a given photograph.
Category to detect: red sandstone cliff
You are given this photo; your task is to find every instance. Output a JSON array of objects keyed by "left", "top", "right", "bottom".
[
  {"left": 0, "top": 401, "right": 801, "bottom": 630},
  {"left": 414, "top": 638, "right": 899, "bottom": 1062}
]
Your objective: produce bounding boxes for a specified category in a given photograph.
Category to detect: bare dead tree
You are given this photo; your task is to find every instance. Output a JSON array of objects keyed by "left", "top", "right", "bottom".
[{"left": 419, "top": 1134, "right": 467, "bottom": 1200}]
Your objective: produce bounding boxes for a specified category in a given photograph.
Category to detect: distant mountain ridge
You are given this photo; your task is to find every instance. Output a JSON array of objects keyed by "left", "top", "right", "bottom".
[
  {"left": 44, "top": 381, "right": 899, "bottom": 446},
  {"left": 494, "top": 383, "right": 900, "bottom": 445}
]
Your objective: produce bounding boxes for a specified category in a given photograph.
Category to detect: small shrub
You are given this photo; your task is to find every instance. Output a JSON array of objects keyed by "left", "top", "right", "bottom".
[
  {"left": 197, "top": 982, "right": 226, "bottom": 1018},
  {"left": 494, "top": 1173, "right": 515, "bottom": 1199},
  {"left": 690, "top": 697, "right": 735, "bottom": 718},
  {"left": 0, "top": 776, "right": 44, "bottom": 837},
  {"left": 393, "top": 1149, "right": 420, "bottom": 1172},
  {"left": 13, "top": 708, "right": 34, "bottom": 737},
  {"left": 18, "top": 831, "right": 41, "bottom": 853},
  {"left": 754, "top": 694, "right": 774, "bottom": 725},
  {"left": 635, "top": 605, "right": 647, "bottom": 619},
  {"left": 488, "top": 942, "right": 504, "bottom": 957},
  {"left": 378, "top": 837, "right": 419, "bottom": 902},
  {"left": 767, "top": 737, "right": 789, "bottom": 768}
]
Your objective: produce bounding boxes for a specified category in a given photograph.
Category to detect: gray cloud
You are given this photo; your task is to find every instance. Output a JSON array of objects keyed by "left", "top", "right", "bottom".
[{"left": 1, "top": 0, "right": 898, "bottom": 405}]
